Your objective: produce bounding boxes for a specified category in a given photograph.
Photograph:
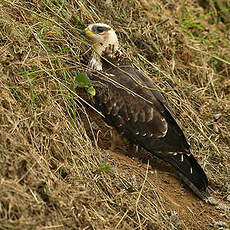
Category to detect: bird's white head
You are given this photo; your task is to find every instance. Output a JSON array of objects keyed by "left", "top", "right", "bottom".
[
  {"left": 81, "top": 23, "right": 119, "bottom": 70},
  {"left": 82, "top": 23, "right": 119, "bottom": 55}
]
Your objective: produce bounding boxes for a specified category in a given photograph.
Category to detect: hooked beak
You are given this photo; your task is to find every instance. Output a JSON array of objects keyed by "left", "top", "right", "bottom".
[
  {"left": 81, "top": 28, "right": 94, "bottom": 36},
  {"left": 81, "top": 29, "right": 86, "bottom": 35}
]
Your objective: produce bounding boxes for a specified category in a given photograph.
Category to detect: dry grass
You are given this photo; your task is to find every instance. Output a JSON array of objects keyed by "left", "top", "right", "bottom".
[{"left": 0, "top": 0, "right": 229, "bottom": 229}]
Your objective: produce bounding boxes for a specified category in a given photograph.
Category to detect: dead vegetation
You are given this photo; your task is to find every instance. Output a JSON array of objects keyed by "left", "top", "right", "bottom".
[{"left": 0, "top": 0, "right": 229, "bottom": 229}]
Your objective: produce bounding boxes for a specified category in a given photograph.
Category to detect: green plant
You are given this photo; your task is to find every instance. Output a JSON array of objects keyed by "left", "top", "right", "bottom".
[
  {"left": 75, "top": 72, "right": 96, "bottom": 96},
  {"left": 178, "top": 2, "right": 213, "bottom": 41}
]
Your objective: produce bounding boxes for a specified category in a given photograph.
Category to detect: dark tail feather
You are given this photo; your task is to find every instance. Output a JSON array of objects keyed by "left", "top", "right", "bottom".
[{"left": 159, "top": 153, "right": 209, "bottom": 199}]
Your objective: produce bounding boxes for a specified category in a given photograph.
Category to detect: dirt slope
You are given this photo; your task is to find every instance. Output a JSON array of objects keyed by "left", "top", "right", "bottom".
[{"left": 0, "top": 0, "right": 229, "bottom": 229}]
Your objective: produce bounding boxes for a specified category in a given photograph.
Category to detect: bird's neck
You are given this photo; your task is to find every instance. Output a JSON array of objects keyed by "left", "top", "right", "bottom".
[{"left": 89, "top": 42, "right": 120, "bottom": 71}]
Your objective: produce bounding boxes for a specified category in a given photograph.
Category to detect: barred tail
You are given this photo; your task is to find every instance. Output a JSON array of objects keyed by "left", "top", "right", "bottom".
[{"left": 159, "top": 152, "right": 209, "bottom": 199}]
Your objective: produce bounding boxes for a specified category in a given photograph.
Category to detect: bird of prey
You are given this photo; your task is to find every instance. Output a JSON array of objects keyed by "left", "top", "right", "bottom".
[{"left": 81, "top": 23, "right": 208, "bottom": 199}]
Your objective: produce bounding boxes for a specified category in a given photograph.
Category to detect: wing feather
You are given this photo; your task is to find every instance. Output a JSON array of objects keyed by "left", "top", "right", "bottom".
[
  {"left": 92, "top": 65, "right": 187, "bottom": 152},
  {"left": 88, "top": 54, "right": 208, "bottom": 198}
]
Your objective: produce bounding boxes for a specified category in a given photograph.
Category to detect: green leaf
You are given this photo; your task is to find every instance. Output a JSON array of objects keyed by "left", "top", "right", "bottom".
[
  {"left": 87, "top": 86, "right": 96, "bottom": 96},
  {"left": 75, "top": 72, "right": 91, "bottom": 88},
  {"left": 99, "top": 163, "right": 110, "bottom": 173}
]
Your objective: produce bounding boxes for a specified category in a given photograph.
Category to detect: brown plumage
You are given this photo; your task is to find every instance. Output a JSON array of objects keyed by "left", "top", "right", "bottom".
[{"left": 81, "top": 23, "right": 208, "bottom": 199}]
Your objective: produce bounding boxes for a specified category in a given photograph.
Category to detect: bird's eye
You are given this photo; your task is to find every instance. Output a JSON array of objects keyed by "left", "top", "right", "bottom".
[
  {"left": 91, "top": 25, "right": 111, "bottom": 34},
  {"left": 96, "top": 26, "right": 105, "bottom": 33}
]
